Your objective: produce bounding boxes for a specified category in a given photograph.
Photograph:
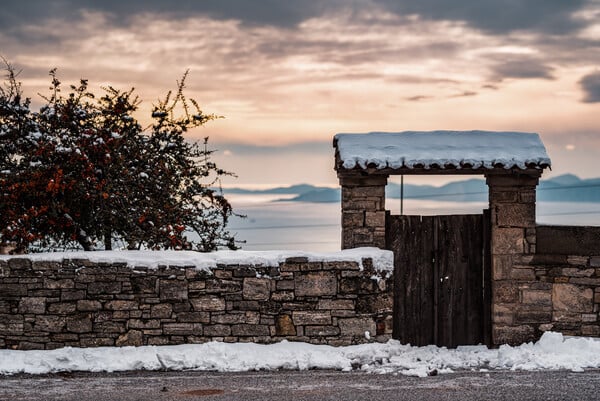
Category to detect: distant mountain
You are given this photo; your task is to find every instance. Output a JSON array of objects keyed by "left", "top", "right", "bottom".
[
  {"left": 224, "top": 184, "right": 326, "bottom": 195},
  {"left": 223, "top": 174, "right": 600, "bottom": 203}
]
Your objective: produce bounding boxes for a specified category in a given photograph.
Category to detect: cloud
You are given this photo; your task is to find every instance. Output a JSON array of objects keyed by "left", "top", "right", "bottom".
[
  {"left": 579, "top": 71, "right": 600, "bottom": 103},
  {"left": 0, "top": 0, "right": 346, "bottom": 33},
  {"left": 406, "top": 95, "right": 432, "bottom": 102},
  {"left": 448, "top": 91, "right": 477, "bottom": 98},
  {"left": 490, "top": 58, "right": 555, "bottom": 81},
  {"left": 372, "top": 0, "right": 588, "bottom": 35}
]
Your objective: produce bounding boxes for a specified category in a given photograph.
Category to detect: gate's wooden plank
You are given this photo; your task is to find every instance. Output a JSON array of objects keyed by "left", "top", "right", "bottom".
[
  {"left": 482, "top": 209, "right": 492, "bottom": 346},
  {"left": 388, "top": 215, "right": 435, "bottom": 346},
  {"left": 436, "top": 214, "right": 484, "bottom": 347}
]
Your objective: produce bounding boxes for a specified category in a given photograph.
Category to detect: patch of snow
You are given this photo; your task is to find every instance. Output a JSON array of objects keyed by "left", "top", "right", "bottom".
[
  {"left": 334, "top": 131, "right": 551, "bottom": 171},
  {"left": 1, "top": 332, "right": 599, "bottom": 376},
  {"left": 0, "top": 248, "right": 393, "bottom": 273}
]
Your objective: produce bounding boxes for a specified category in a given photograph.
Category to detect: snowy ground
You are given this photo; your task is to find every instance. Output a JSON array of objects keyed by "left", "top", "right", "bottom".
[{"left": 1, "top": 332, "right": 599, "bottom": 377}]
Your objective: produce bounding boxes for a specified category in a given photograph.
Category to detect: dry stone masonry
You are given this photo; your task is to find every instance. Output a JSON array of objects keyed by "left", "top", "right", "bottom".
[{"left": 0, "top": 252, "right": 393, "bottom": 350}]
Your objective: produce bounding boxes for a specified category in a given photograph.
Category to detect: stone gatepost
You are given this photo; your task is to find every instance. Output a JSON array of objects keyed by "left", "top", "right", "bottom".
[
  {"left": 486, "top": 172, "right": 544, "bottom": 344},
  {"left": 339, "top": 175, "right": 388, "bottom": 249}
]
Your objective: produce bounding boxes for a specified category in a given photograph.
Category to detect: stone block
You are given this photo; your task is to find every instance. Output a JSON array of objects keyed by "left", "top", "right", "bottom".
[
  {"left": 88, "top": 281, "right": 121, "bottom": 295},
  {"left": 151, "top": 304, "right": 173, "bottom": 319},
  {"left": 271, "top": 291, "right": 294, "bottom": 302},
  {"left": 562, "top": 268, "right": 595, "bottom": 277},
  {"left": 590, "top": 257, "right": 600, "bottom": 268},
  {"left": 43, "top": 279, "right": 74, "bottom": 289},
  {"left": 582, "top": 313, "right": 597, "bottom": 322},
  {"left": 569, "top": 277, "right": 600, "bottom": 286},
  {"left": 211, "top": 313, "right": 246, "bottom": 324},
  {"left": 490, "top": 190, "right": 518, "bottom": 203},
  {"left": 131, "top": 276, "right": 157, "bottom": 293},
  {"left": 94, "top": 321, "right": 126, "bottom": 333},
  {"left": 323, "top": 261, "right": 360, "bottom": 271},
  {"left": 0, "top": 314, "right": 24, "bottom": 333},
  {"left": 491, "top": 227, "right": 524, "bottom": 254},
  {"left": 353, "top": 230, "right": 373, "bottom": 245},
  {"left": 204, "top": 324, "right": 232, "bottom": 337},
  {"left": 116, "top": 330, "right": 143, "bottom": 346},
  {"left": 243, "top": 278, "right": 271, "bottom": 301},
  {"left": 553, "top": 284, "right": 593, "bottom": 312},
  {"left": 233, "top": 301, "right": 260, "bottom": 311},
  {"left": 177, "top": 311, "right": 211, "bottom": 323},
  {"left": 494, "top": 282, "right": 519, "bottom": 304},
  {"left": 305, "top": 326, "right": 340, "bottom": 337},
  {"left": 276, "top": 280, "right": 295, "bottom": 291},
  {"left": 317, "top": 299, "right": 354, "bottom": 310},
  {"left": 61, "top": 290, "right": 86, "bottom": 301},
  {"left": 77, "top": 300, "right": 102, "bottom": 311},
  {"left": 147, "top": 337, "right": 170, "bottom": 345},
  {"left": 510, "top": 268, "right": 535, "bottom": 281},
  {"left": 342, "top": 211, "right": 364, "bottom": 227},
  {"left": 515, "top": 310, "right": 552, "bottom": 324},
  {"left": 7, "top": 258, "right": 32, "bottom": 269},
  {"left": 349, "top": 185, "right": 385, "bottom": 200},
  {"left": 190, "top": 296, "right": 225, "bottom": 312},
  {"left": 275, "top": 315, "right": 296, "bottom": 336},
  {"left": 66, "top": 314, "right": 92, "bottom": 333},
  {"left": 188, "top": 281, "right": 206, "bottom": 292},
  {"left": 299, "top": 262, "right": 323, "bottom": 272},
  {"left": 495, "top": 204, "right": 535, "bottom": 227},
  {"left": 365, "top": 211, "right": 386, "bottom": 228},
  {"left": 492, "top": 324, "right": 535, "bottom": 345},
  {"left": 357, "top": 294, "right": 392, "bottom": 314},
  {"left": 492, "top": 255, "right": 514, "bottom": 280},
  {"left": 492, "top": 304, "right": 515, "bottom": 325},
  {"left": 105, "top": 300, "right": 139, "bottom": 311},
  {"left": 338, "top": 317, "right": 376, "bottom": 337},
  {"left": 521, "top": 290, "right": 552, "bottom": 306},
  {"left": 34, "top": 316, "right": 65, "bottom": 333},
  {"left": 159, "top": 281, "right": 188, "bottom": 302},
  {"left": 128, "top": 319, "right": 161, "bottom": 329},
  {"left": 206, "top": 279, "right": 242, "bottom": 293},
  {"left": 582, "top": 325, "right": 600, "bottom": 336},
  {"left": 292, "top": 311, "right": 331, "bottom": 325},
  {"left": 295, "top": 271, "right": 337, "bottom": 297},
  {"left": 340, "top": 277, "right": 375, "bottom": 294},
  {"left": 231, "top": 324, "right": 270, "bottom": 336},
  {"left": 213, "top": 269, "right": 233, "bottom": 279},
  {"left": 552, "top": 311, "right": 581, "bottom": 322},
  {"left": 0, "top": 283, "right": 27, "bottom": 297},
  {"left": 163, "top": 323, "right": 202, "bottom": 335},
  {"left": 47, "top": 302, "right": 77, "bottom": 314},
  {"left": 567, "top": 256, "right": 589, "bottom": 266},
  {"left": 18, "top": 297, "right": 46, "bottom": 314}
]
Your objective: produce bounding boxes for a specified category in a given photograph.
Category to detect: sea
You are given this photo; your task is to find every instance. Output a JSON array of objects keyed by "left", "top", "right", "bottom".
[{"left": 227, "top": 194, "right": 600, "bottom": 252}]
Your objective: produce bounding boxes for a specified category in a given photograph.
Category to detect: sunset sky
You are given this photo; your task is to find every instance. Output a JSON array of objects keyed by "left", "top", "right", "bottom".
[{"left": 1, "top": 1, "right": 599, "bottom": 188}]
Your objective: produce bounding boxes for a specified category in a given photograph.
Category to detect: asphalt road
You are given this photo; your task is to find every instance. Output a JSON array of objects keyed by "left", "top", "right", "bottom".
[{"left": 1, "top": 369, "right": 599, "bottom": 401}]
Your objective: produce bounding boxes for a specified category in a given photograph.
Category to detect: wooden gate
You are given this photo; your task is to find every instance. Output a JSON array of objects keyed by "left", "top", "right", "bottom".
[{"left": 386, "top": 212, "right": 491, "bottom": 347}]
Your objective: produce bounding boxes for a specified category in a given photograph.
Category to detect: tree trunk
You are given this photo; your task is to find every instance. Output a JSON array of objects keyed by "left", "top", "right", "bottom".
[{"left": 104, "top": 227, "right": 112, "bottom": 251}]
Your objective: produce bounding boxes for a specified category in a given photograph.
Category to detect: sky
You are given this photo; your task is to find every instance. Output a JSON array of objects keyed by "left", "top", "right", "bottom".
[{"left": 1, "top": 0, "right": 599, "bottom": 188}]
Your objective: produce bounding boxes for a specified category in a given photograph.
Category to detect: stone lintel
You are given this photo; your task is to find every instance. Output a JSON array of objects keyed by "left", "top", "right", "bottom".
[{"left": 338, "top": 174, "right": 388, "bottom": 187}]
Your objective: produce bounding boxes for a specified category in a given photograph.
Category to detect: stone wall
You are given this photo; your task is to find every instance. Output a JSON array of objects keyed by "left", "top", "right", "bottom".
[
  {"left": 340, "top": 175, "right": 387, "bottom": 249},
  {"left": 486, "top": 173, "right": 540, "bottom": 345},
  {"left": 0, "top": 254, "right": 392, "bottom": 350},
  {"left": 491, "top": 225, "right": 600, "bottom": 344}
]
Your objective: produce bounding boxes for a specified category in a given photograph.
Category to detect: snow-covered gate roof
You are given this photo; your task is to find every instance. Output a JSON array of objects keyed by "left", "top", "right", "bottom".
[{"left": 334, "top": 131, "right": 551, "bottom": 174}]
